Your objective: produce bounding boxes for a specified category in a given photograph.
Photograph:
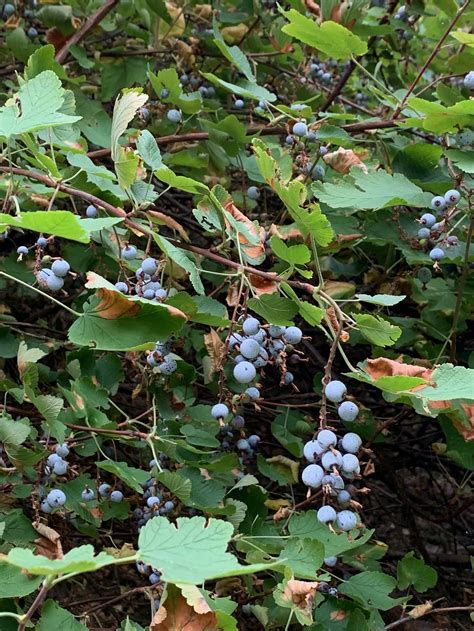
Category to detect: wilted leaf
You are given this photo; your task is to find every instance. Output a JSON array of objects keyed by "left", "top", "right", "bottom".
[
  {"left": 323, "top": 148, "right": 368, "bottom": 174},
  {"left": 204, "top": 329, "right": 224, "bottom": 375},
  {"left": 224, "top": 200, "right": 266, "bottom": 264}
]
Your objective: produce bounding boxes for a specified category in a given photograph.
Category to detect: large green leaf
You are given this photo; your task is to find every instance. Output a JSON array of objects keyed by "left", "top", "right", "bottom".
[
  {"left": 0, "top": 561, "right": 43, "bottom": 598},
  {"left": 281, "top": 11, "right": 368, "bottom": 60},
  {"left": 37, "top": 601, "right": 88, "bottom": 631},
  {"left": 0, "top": 71, "right": 81, "bottom": 140},
  {"left": 6, "top": 544, "right": 116, "bottom": 576},
  {"left": 138, "top": 516, "right": 282, "bottom": 584},
  {"left": 313, "top": 170, "right": 432, "bottom": 210},
  {"left": 97, "top": 460, "right": 150, "bottom": 493},
  {"left": 339, "top": 571, "right": 405, "bottom": 611},
  {"left": 248, "top": 295, "right": 298, "bottom": 326}
]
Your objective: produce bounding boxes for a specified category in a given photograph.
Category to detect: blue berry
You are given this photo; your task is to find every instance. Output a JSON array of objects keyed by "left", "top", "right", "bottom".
[
  {"left": 51, "top": 259, "right": 70, "bottom": 277},
  {"left": 47, "top": 453, "right": 61, "bottom": 467},
  {"left": 52, "top": 458, "right": 68, "bottom": 476},
  {"left": 17, "top": 245, "right": 28, "bottom": 255},
  {"left": 81, "top": 487, "right": 95, "bottom": 501},
  {"left": 47, "top": 489, "right": 66, "bottom": 507},
  {"left": 342, "top": 453, "right": 359, "bottom": 473},
  {"left": 429, "top": 247, "right": 444, "bottom": 261},
  {"left": 158, "top": 356, "right": 177, "bottom": 374},
  {"left": 317, "top": 505, "right": 337, "bottom": 523},
  {"left": 167, "top": 109, "right": 182, "bottom": 123},
  {"left": 338, "top": 401, "right": 359, "bottom": 422},
  {"left": 237, "top": 438, "right": 250, "bottom": 451},
  {"left": 37, "top": 236, "right": 48, "bottom": 248},
  {"left": 293, "top": 121, "right": 308, "bottom": 137},
  {"left": 464, "top": 71, "right": 474, "bottom": 90},
  {"left": 269, "top": 325, "right": 286, "bottom": 338},
  {"left": 325, "top": 380, "right": 347, "bottom": 403},
  {"left": 324, "top": 556, "right": 338, "bottom": 567},
  {"left": 142, "top": 257, "right": 157, "bottom": 275},
  {"left": 155, "top": 288, "right": 168, "bottom": 300},
  {"left": 110, "top": 490, "right": 124, "bottom": 502},
  {"left": 245, "top": 387, "right": 260, "bottom": 400},
  {"left": 242, "top": 317, "right": 260, "bottom": 336},
  {"left": 247, "top": 186, "right": 260, "bottom": 200},
  {"left": 431, "top": 196, "right": 446, "bottom": 211},
  {"left": 86, "top": 204, "right": 98, "bottom": 218},
  {"left": 417, "top": 227, "right": 431, "bottom": 239},
  {"left": 336, "top": 510, "right": 357, "bottom": 531},
  {"left": 163, "top": 500, "right": 174, "bottom": 511},
  {"left": 98, "top": 483, "right": 111, "bottom": 497},
  {"left": 147, "top": 496, "right": 161, "bottom": 508},
  {"left": 319, "top": 146, "right": 328, "bottom": 156},
  {"left": 160, "top": 88, "right": 169, "bottom": 99},
  {"left": 46, "top": 273, "right": 64, "bottom": 292},
  {"left": 420, "top": 213, "right": 436, "bottom": 228},
  {"left": 301, "top": 464, "right": 324, "bottom": 488},
  {"left": 283, "top": 372, "right": 294, "bottom": 385},
  {"left": 447, "top": 235, "right": 458, "bottom": 245},
  {"left": 303, "top": 439, "right": 324, "bottom": 463},
  {"left": 27, "top": 27, "right": 38, "bottom": 38},
  {"left": 240, "top": 338, "right": 261, "bottom": 359},
  {"left": 180, "top": 73, "right": 189, "bottom": 85},
  {"left": 337, "top": 490, "right": 351, "bottom": 505},
  {"left": 121, "top": 245, "right": 137, "bottom": 260},
  {"left": 248, "top": 434, "right": 260, "bottom": 447},
  {"left": 231, "top": 415, "right": 245, "bottom": 429},
  {"left": 285, "top": 135, "right": 295, "bottom": 145},
  {"left": 149, "top": 572, "right": 161, "bottom": 584},
  {"left": 211, "top": 403, "right": 229, "bottom": 419},
  {"left": 234, "top": 99, "right": 244, "bottom": 109},
  {"left": 41, "top": 499, "right": 53, "bottom": 513},
  {"left": 115, "top": 281, "right": 128, "bottom": 293},
  {"left": 3, "top": 4, "right": 15, "bottom": 17},
  {"left": 143, "top": 288, "right": 155, "bottom": 300},
  {"left": 341, "top": 433, "right": 362, "bottom": 454},
  {"left": 322, "top": 450, "right": 343, "bottom": 470},
  {"left": 307, "top": 131, "right": 316, "bottom": 142},
  {"left": 444, "top": 189, "right": 461, "bottom": 205},
  {"left": 317, "top": 429, "right": 337, "bottom": 448},
  {"left": 233, "top": 361, "right": 256, "bottom": 383},
  {"left": 284, "top": 326, "right": 302, "bottom": 345}
]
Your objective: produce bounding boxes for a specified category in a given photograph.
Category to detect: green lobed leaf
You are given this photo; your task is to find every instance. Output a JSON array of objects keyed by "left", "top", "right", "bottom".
[
  {"left": 5, "top": 544, "right": 117, "bottom": 576},
  {"left": 248, "top": 295, "right": 298, "bottom": 326},
  {"left": 354, "top": 314, "right": 402, "bottom": 347},
  {"left": 339, "top": 571, "right": 406, "bottom": 611},
  {"left": 0, "top": 561, "right": 43, "bottom": 598},
  {"left": 37, "top": 600, "right": 88, "bottom": 631},
  {"left": 397, "top": 552, "right": 438, "bottom": 592},
  {"left": 97, "top": 460, "right": 151, "bottom": 493}
]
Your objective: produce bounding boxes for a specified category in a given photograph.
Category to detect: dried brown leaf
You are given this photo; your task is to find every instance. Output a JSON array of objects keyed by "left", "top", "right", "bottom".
[
  {"left": 33, "top": 522, "right": 63, "bottom": 560},
  {"left": 248, "top": 273, "right": 278, "bottom": 296},
  {"left": 409, "top": 602, "right": 433, "bottom": 619},
  {"left": 282, "top": 580, "right": 319, "bottom": 616},
  {"left": 151, "top": 590, "right": 220, "bottom": 630},
  {"left": 148, "top": 210, "right": 190, "bottom": 242},
  {"left": 224, "top": 200, "right": 266, "bottom": 262},
  {"left": 204, "top": 329, "right": 224, "bottom": 375},
  {"left": 323, "top": 148, "right": 368, "bottom": 174}
]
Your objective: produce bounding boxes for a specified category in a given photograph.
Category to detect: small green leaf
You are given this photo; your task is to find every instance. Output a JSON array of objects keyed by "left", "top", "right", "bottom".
[
  {"left": 339, "top": 571, "right": 405, "bottom": 611},
  {"left": 0, "top": 561, "right": 43, "bottom": 598},
  {"left": 0, "top": 211, "right": 89, "bottom": 243},
  {"left": 248, "top": 295, "right": 298, "bottom": 326},
  {"left": 157, "top": 471, "right": 192, "bottom": 503},
  {"left": 354, "top": 314, "right": 401, "bottom": 347},
  {"left": 355, "top": 294, "right": 406, "bottom": 306},
  {"left": 277, "top": 538, "right": 324, "bottom": 578},
  {"left": 136, "top": 130, "right": 163, "bottom": 170},
  {"left": 0, "top": 416, "right": 30, "bottom": 446},
  {"left": 6, "top": 544, "right": 116, "bottom": 576},
  {"left": 281, "top": 11, "right": 368, "bottom": 60},
  {"left": 201, "top": 73, "right": 276, "bottom": 103},
  {"left": 298, "top": 301, "right": 324, "bottom": 326},
  {"left": 270, "top": 236, "right": 311, "bottom": 265},
  {"left": 397, "top": 552, "right": 438, "bottom": 592},
  {"left": 97, "top": 460, "right": 150, "bottom": 493},
  {"left": 37, "top": 600, "right": 88, "bottom": 631}
]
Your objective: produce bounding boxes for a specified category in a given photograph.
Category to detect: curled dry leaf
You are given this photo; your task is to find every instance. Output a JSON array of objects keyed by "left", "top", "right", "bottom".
[
  {"left": 157, "top": 2, "right": 186, "bottom": 40},
  {"left": 269, "top": 223, "right": 302, "bottom": 241},
  {"left": 150, "top": 590, "right": 220, "bottom": 630},
  {"left": 204, "top": 329, "right": 224, "bottom": 376},
  {"left": 304, "top": 0, "right": 321, "bottom": 16},
  {"left": 174, "top": 39, "right": 196, "bottom": 67},
  {"left": 323, "top": 148, "right": 368, "bottom": 174},
  {"left": 33, "top": 522, "right": 63, "bottom": 561},
  {"left": 282, "top": 579, "right": 320, "bottom": 616},
  {"left": 194, "top": 4, "right": 213, "bottom": 19},
  {"left": 248, "top": 273, "right": 278, "bottom": 296},
  {"left": 148, "top": 210, "right": 190, "bottom": 243},
  {"left": 224, "top": 200, "right": 266, "bottom": 263},
  {"left": 221, "top": 24, "right": 249, "bottom": 42},
  {"left": 365, "top": 357, "right": 433, "bottom": 382},
  {"left": 409, "top": 601, "right": 433, "bottom": 619}
]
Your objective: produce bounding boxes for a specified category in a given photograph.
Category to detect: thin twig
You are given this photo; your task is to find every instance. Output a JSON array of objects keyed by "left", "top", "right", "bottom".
[
  {"left": 55, "top": 0, "right": 119, "bottom": 64},
  {"left": 392, "top": 0, "right": 470, "bottom": 118},
  {"left": 384, "top": 605, "right": 474, "bottom": 630}
]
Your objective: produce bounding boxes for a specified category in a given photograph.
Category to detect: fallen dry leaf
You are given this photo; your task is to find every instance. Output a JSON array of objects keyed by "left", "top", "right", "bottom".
[
  {"left": 323, "top": 148, "right": 368, "bottom": 174},
  {"left": 248, "top": 273, "right": 278, "bottom": 296},
  {"left": 33, "top": 522, "right": 63, "bottom": 560},
  {"left": 282, "top": 580, "right": 320, "bottom": 616},
  {"left": 409, "top": 601, "right": 433, "bottom": 619},
  {"left": 151, "top": 590, "right": 220, "bottom": 630}
]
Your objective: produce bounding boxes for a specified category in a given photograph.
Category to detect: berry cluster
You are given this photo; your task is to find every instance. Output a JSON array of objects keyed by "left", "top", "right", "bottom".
[
  {"left": 416, "top": 189, "right": 462, "bottom": 263},
  {"left": 115, "top": 249, "right": 169, "bottom": 303},
  {"left": 40, "top": 443, "right": 71, "bottom": 513},
  {"left": 17, "top": 237, "right": 73, "bottom": 293},
  {"left": 301, "top": 380, "right": 363, "bottom": 569},
  {"left": 228, "top": 318, "right": 304, "bottom": 386},
  {"left": 212, "top": 405, "right": 262, "bottom": 458},
  {"left": 146, "top": 340, "right": 177, "bottom": 374}
]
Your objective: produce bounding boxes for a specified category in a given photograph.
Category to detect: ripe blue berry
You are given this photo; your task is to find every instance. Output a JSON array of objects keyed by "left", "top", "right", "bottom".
[
  {"left": 302, "top": 464, "right": 324, "bottom": 488},
  {"left": 47, "top": 489, "right": 66, "bottom": 507},
  {"left": 115, "top": 281, "right": 128, "bottom": 294},
  {"left": 41, "top": 499, "right": 53, "bottom": 513},
  {"left": 180, "top": 73, "right": 189, "bottom": 85},
  {"left": 248, "top": 434, "right": 260, "bottom": 447},
  {"left": 247, "top": 186, "right": 260, "bottom": 200},
  {"left": 211, "top": 403, "right": 229, "bottom": 419},
  {"left": 51, "top": 259, "right": 70, "bottom": 277},
  {"left": 37, "top": 236, "right": 48, "bottom": 248},
  {"left": 17, "top": 245, "right": 28, "bottom": 256},
  {"left": 233, "top": 361, "right": 257, "bottom": 383},
  {"left": 307, "top": 131, "right": 316, "bottom": 142},
  {"left": 46, "top": 273, "right": 64, "bottom": 292},
  {"left": 82, "top": 487, "right": 95, "bottom": 501},
  {"left": 420, "top": 213, "right": 436, "bottom": 228},
  {"left": 429, "top": 247, "right": 445, "bottom": 261},
  {"left": 338, "top": 401, "right": 359, "bottom": 422},
  {"left": 245, "top": 387, "right": 260, "bottom": 400},
  {"left": 269, "top": 325, "right": 286, "bottom": 338},
  {"left": 242, "top": 317, "right": 260, "bottom": 336},
  {"left": 431, "top": 196, "right": 446, "bottom": 211},
  {"left": 284, "top": 326, "right": 303, "bottom": 345},
  {"left": 303, "top": 439, "right": 324, "bottom": 463},
  {"left": 237, "top": 438, "right": 251, "bottom": 451},
  {"left": 240, "top": 338, "right": 261, "bottom": 359},
  {"left": 155, "top": 288, "right": 168, "bottom": 300},
  {"left": 444, "top": 189, "right": 461, "bottom": 205},
  {"left": 47, "top": 453, "right": 61, "bottom": 467},
  {"left": 464, "top": 71, "right": 474, "bottom": 90},
  {"left": 98, "top": 483, "right": 111, "bottom": 497},
  {"left": 293, "top": 121, "right": 308, "bottom": 137},
  {"left": 342, "top": 453, "right": 359, "bottom": 474},
  {"left": 337, "top": 490, "right": 351, "bottom": 505},
  {"left": 110, "top": 490, "right": 124, "bottom": 502},
  {"left": 325, "top": 380, "right": 347, "bottom": 403},
  {"left": 158, "top": 357, "right": 177, "bottom": 374},
  {"left": 319, "top": 146, "right": 328, "bottom": 156},
  {"left": 417, "top": 227, "right": 431, "bottom": 239},
  {"left": 149, "top": 572, "right": 161, "bottom": 584},
  {"left": 336, "top": 510, "right": 357, "bottom": 531},
  {"left": 324, "top": 556, "right": 338, "bottom": 567},
  {"left": 121, "top": 245, "right": 137, "bottom": 260},
  {"left": 234, "top": 99, "right": 244, "bottom": 109},
  {"left": 27, "top": 27, "right": 38, "bottom": 38},
  {"left": 317, "top": 429, "right": 337, "bottom": 448},
  {"left": 147, "top": 496, "right": 161, "bottom": 508},
  {"left": 3, "top": 4, "right": 15, "bottom": 17},
  {"left": 317, "top": 505, "right": 337, "bottom": 523},
  {"left": 285, "top": 135, "right": 294, "bottom": 145},
  {"left": 447, "top": 235, "right": 458, "bottom": 245},
  {"left": 283, "top": 372, "right": 294, "bottom": 385},
  {"left": 142, "top": 257, "right": 157, "bottom": 275},
  {"left": 143, "top": 288, "right": 155, "bottom": 300},
  {"left": 231, "top": 415, "right": 245, "bottom": 429},
  {"left": 52, "top": 458, "right": 68, "bottom": 476},
  {"left": 86, "top": 204, "right": 98, "bottom": 218},
  {"left": 160, "top": 88, "right": 169, "bottom": 99},
  {"left": 341, "top": 433, "right": 362, "bottom": 454},
  {"left": 167, "top": 109, "right": 182, "bottom": 123},
  {"left": 322, "top": 450, "right": 343, "bottom": 470}
]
